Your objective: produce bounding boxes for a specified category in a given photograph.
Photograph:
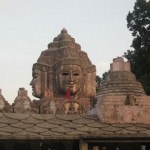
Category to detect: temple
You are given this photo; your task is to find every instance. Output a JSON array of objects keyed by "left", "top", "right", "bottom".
[{"left": 0, "top": 29, "right": 150, "bottom": 150}]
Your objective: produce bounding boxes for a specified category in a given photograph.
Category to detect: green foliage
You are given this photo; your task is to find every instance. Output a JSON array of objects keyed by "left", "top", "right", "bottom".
[
  {"left": 96, "top": 72, "right": 108, "bottom": 93},
  {"left": 96, "top": 75, "right": 101, "bottom": 92},
  {"left": 101, "top": 72, "right": 108, "bottom": 84},
  {"left": 123, "top": 0, "right": 150, "bottom": 95}
]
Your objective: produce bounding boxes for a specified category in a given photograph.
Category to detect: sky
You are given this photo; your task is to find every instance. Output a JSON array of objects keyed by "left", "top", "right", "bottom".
[{"left": 0, "top": 0, "right": 135, "bottom": 104}]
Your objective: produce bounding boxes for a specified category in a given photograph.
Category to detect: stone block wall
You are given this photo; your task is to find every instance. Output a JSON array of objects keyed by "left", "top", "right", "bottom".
[{"left": 96, "top": 95, "right": 150, "bottom": 123}]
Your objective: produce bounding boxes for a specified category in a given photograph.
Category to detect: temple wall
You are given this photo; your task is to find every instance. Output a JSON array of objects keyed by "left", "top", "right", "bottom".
[
  {"left": 85, "top": 72, "right": 96, "bottom": 97},
  {"left": 124, "top": 62, "right": 130, "bottom": 71},
  {"left": 96, "top": 95, "right": 150, "bottom": 123}
]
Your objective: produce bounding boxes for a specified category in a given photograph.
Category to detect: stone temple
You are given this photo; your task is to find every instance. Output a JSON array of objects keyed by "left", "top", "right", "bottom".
[{"left": 0, "top": 29, "right": 150, "bottom": 150}]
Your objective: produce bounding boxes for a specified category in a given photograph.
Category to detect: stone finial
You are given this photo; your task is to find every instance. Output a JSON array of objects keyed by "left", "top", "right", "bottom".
[
  {"left": 13, "top": 88, "right": 31, "bottom": 113},
  {"left": 110, "top": 57, "right": 130, "bottom": 72},
  {"left": 61, "top": 28, "right": 67, "bottom": 34},
  {"left": 18, "top": 87, "right": 27, "bottom": 96}
]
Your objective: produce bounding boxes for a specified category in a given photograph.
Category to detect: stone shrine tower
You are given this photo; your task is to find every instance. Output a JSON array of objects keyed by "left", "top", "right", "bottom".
[
  {"left": 96, "top": 57, "right": 150, "bottom": 123},
  {"left": 30, "top": 28, "right": 96, "bottom": 114},
  {"left": 12, "top": 88, "right": 31, "bottom": 113},
  {"left": 98, "top": 57, "right": 145, "bottom": 96},
  {"left": 0, "top": 89, "right": 11, "bottom": 112}
]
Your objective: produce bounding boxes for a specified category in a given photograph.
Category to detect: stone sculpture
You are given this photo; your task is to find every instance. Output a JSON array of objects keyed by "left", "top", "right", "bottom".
[
  {"left": 30, "top": 28, "right": 96, "bottom": 114},
  {"left": 12, "top": 88, "right": 31, "bottom": 113}
]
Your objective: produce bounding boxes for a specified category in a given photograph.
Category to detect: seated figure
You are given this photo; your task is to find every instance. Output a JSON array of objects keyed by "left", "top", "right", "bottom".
[{"left": 30, "top": 28, "right": 96, "bottom": 114}]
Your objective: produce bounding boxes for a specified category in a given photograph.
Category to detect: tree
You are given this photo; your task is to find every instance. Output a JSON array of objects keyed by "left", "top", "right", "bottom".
[
  {"left": 101, "top": 72, "right": 108, "bottom": 84},
  {"left": 96, "top": 75, "right": 101, "bottom": 92},
  {"left": 123, "top": 0, "right": 150, "bottom": 95}
]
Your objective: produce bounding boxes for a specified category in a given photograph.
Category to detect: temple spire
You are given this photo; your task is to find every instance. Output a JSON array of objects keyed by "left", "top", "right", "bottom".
[{"left": 61, "top": 28, "right": 67, "bottom": 34}]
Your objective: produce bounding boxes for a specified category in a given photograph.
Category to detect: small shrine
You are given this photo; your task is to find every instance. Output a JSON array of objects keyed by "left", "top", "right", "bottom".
[{"left": 96, "top": 57, "right": 150, "bottom": 124}]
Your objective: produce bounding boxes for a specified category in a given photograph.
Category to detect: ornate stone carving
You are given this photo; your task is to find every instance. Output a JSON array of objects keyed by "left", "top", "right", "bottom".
[
  {"left": 64, "top": 101, "right": 81, "bottom": 114},
  {"left": 49, "top": 100, "right": 57, "bottom": 114},
  {"left": 13, "top": 88, "right": 31, "bottom": 113},
  {"left": 30, "top": 28, "right": 96, "bottom": 99},
  {"left": 0, "top": 89, "right": 12, "bottom": 112},
  {"left": 30, "top": 28, "right": 96, "bottom": 114}
]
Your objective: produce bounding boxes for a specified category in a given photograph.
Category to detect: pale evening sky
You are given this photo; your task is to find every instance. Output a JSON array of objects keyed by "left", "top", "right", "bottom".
[{"left": 0, "top": 0, "right": 135, "bottom": 103}]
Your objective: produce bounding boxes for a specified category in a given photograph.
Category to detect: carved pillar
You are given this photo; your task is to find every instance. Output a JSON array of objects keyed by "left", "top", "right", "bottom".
[
  {"left": 79, "top": 139, "right": 88, "bottom": 150},
  {"left": 141, "top": 145, "right": 146, "bottom": 150},
  {"left": 93, "top": 145, "right": 99, "bottom": 150}
]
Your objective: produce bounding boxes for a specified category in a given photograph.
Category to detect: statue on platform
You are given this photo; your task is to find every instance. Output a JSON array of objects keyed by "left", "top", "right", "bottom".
[{"left": 30, "top": 28, "right": 96, "bottom": 114}]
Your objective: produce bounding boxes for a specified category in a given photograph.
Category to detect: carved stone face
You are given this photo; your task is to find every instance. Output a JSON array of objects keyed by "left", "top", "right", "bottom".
[
  {"left": 30, "top": 69, "right": 42, "bottom": 98},
  {"left": 55, "top": 65, "right": 82, "bottom": 96}
]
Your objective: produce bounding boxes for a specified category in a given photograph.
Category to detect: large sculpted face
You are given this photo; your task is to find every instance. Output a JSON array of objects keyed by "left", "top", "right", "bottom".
[
  {"left": 30, "top": 29, "right": 96, "bottom": 100},
  {"left": 55, "top": 65, "right": 82, "bottom": 95},
  {"left": 30, "top": 69, "right": 42, "bottom": 98}
]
